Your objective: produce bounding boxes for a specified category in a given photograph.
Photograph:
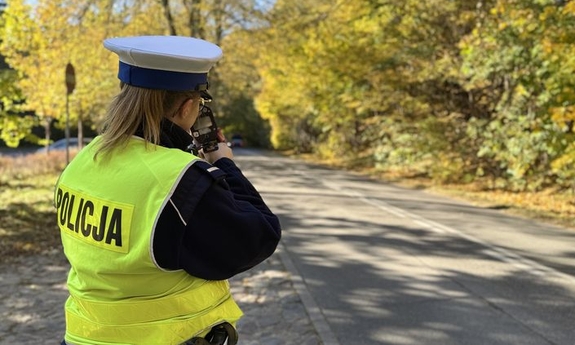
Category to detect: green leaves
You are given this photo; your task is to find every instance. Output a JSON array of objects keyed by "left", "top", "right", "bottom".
[
  {"left": 2, "top": 0, "right": 575, "bottom": 191},
  {"left": 0, "top": 68, "right": 38, "bottom": 147},
  {"left": 249, "top": 0, "right": 575, "bottom": 191}
]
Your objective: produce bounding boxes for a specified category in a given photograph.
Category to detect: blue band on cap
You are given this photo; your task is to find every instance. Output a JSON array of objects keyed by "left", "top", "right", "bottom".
[{"left": 118, "top": 61, "right": 208, "bottom": 91}]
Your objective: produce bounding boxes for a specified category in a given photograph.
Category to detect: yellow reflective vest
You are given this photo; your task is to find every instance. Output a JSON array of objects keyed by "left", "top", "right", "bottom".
[{"left": 55, "top": 136, "right": 243, "bottom": 345}]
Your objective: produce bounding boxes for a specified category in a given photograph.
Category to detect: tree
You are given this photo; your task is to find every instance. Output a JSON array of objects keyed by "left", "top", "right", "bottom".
[
  {"left": 253, "top": 0, "right": 495, "bottom": 166},
  {"left": 459, "top": 0, "right": 575, "bottom": 190},
  {"left": 1, "top": 0, "right": 63, "bottom": 147},
  {"left": 0, "top": 1, "right": 37, "bottom": 147},
  {"left": 157, "top": 0, "right": 274, "bottom": 146},
  {"left": 0, "top": 68, "right": 38, "bottom": 147},
  {"left": 0, "top": 0, "right": 165, "bottom": 149}
]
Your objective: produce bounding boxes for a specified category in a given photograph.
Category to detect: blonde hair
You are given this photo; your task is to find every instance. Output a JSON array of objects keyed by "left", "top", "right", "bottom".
[{"left": 95, "top": 83, "right": 197, "bottom": 159}]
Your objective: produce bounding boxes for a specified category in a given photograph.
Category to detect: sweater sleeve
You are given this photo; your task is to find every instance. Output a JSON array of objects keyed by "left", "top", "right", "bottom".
[{"left": 152, "top": 158, "right": 281, "bottom": 280}]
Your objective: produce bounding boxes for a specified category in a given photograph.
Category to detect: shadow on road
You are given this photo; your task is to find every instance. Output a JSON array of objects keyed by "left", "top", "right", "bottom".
[{"left": 237, "top": 153, "right": 575, "bottom": 345}]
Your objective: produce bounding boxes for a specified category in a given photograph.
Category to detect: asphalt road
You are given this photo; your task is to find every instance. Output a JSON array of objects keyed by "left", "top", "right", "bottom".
[{"left": 235, "top": 149, "right": 575, "bottom": 345}]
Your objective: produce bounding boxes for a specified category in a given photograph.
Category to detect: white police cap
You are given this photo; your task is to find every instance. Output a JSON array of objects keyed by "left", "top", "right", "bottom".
[{"left": 103, "top": 35, "right": 222, "bottom": 92}]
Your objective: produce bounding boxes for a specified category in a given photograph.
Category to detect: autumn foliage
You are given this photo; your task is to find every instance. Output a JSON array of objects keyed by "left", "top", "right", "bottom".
[{"left": 1, "top": 0, "right": 575, "bottom": 192}]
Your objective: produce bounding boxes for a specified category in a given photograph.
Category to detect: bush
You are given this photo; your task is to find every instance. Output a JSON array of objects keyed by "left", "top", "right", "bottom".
[{"left": 0, "top": 151, "right": 70, "bottom": 185}]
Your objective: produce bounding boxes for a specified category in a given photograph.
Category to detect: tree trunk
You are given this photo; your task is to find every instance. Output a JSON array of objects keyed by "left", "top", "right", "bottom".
[
  {"left": 188, "top": 0, "right": 205, "bottom": 38},
  {"left": 77, "top": 115, "right": 84, "bottom": 149},
  {"left": 160, "top": 0, "right": 178, "bottom": 35},
  {"left": 44, "top": 117, "right": 52, "bottom": 153}
]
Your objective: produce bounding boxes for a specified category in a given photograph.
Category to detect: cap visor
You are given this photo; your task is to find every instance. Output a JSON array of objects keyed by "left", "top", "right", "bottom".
[{"left": 200, "top": 90, "right": 212, "bottom": 100}]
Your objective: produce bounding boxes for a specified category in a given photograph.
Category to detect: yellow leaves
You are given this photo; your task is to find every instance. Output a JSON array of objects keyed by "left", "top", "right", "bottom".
[
  {"left": 540, "top": 6, "right": 558, "bottom": 21},
  {"left": 1, "top": 0, "right": 36, "bottom": 56},
  {"left": 541, "top": 39, "right": 555, "bottom": 55},
  {"left": 515, "top": 84, "right": 529, "bottom": 98},
  {"left": 2, "top": 0, "right": 146, "bottom": 126},
  {"left": 490, "top": 2, "right": 506, "bottom": 16},
  {"left": 563, "top": 1, "right": 575, "bottom": 15},
  {"left": 550, "top": 106, "right": 575, "bottom": 129},
  {"left": 551, "top": 141, "right": 575, "bottom": 180},
  {"left": 2, "top": 0, "right": 72, "bottom": 117}
]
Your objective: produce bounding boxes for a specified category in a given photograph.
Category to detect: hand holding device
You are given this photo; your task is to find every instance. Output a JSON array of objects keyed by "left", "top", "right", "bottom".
[
  {"left": 191, "top": 105, "right": 220, "bottom": 153},
  {"left": 188, "top": 105, "right": 233, "bottom": 163}
]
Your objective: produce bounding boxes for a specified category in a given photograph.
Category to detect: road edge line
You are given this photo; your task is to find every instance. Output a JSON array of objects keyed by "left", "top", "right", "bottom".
[{"left": 277, "top": 241, "right": 341, "bottom": 345}]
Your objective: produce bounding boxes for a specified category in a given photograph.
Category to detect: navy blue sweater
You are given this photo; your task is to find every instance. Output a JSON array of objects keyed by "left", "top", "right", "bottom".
[{"left": 149, "top": 120, "right": 281, "bottom": 280}]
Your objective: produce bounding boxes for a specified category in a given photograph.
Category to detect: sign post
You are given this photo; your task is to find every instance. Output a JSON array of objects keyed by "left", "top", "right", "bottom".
[{"left": 65, "top": 63, "right": 76, "bottom": 164}]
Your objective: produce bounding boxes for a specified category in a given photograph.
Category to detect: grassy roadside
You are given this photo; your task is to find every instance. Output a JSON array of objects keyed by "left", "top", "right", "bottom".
[
  {"left": 288, "top": 152, "right": 575, "bottom": 231},
  {"left": 376, "top": 171, "right": 575, "bottom": 231},
  {"left": 0, "top": 152, "right": 69, "bottom": 261}
]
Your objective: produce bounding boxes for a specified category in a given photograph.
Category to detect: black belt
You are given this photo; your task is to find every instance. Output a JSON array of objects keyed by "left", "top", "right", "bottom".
[{"left": 183, "top": 322, "right": 238, "bottom": 345}]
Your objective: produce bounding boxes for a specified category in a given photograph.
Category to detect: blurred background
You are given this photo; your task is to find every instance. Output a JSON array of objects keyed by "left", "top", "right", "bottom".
[{"left": 1, "top": 0, "right": 575, "bottom": 194}]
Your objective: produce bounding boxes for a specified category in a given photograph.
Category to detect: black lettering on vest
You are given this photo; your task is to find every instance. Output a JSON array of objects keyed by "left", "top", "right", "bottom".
[
  {"left": 74, "top": 198, "right": 84, "bottom": 234},
  {"left": 58, "top": 189, "right": 128, "bottom": 251},
  {"left": 60, "top": 192, "right": 69, "bottom": 226},
  {"left": 81, "top": 201, "right": 94, "bottom": 237},
  {"left": 93, "top": 206, "right": 107, "bottom": 241},
  {"left": 105, "top": 209, "right": 122, "bottom": 247},
  {"left": 55, "top": 188, "right": 63, "bottom": 209},
  {"left": 66, "top": 194, "right": 76, "bottom": 231}
]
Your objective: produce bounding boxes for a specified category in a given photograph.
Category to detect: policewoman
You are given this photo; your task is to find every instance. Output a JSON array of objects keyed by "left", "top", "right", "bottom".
[{"left": 55, "top": 36, "right": 281, "bottom": 345}]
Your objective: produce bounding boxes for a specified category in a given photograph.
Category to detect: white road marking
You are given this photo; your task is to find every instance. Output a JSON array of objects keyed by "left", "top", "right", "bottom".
[{"left": 322, "top": 181, "right": 575, "bottom": 285}]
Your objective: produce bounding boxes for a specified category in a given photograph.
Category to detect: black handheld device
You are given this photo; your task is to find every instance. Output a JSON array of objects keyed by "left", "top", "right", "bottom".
[{"left": 191, "top": 105, "right": 219, "bottom": 153}]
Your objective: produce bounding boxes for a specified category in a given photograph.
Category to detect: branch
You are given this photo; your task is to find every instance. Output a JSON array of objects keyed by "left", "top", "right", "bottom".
[{"left": 159, "top": 0, "right": 177, "bottom": 35}]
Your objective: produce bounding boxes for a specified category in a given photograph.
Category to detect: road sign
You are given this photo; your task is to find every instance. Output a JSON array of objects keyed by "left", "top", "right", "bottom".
[{"left": 65, "top": 63, "right": 75, "bottom": 95}]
